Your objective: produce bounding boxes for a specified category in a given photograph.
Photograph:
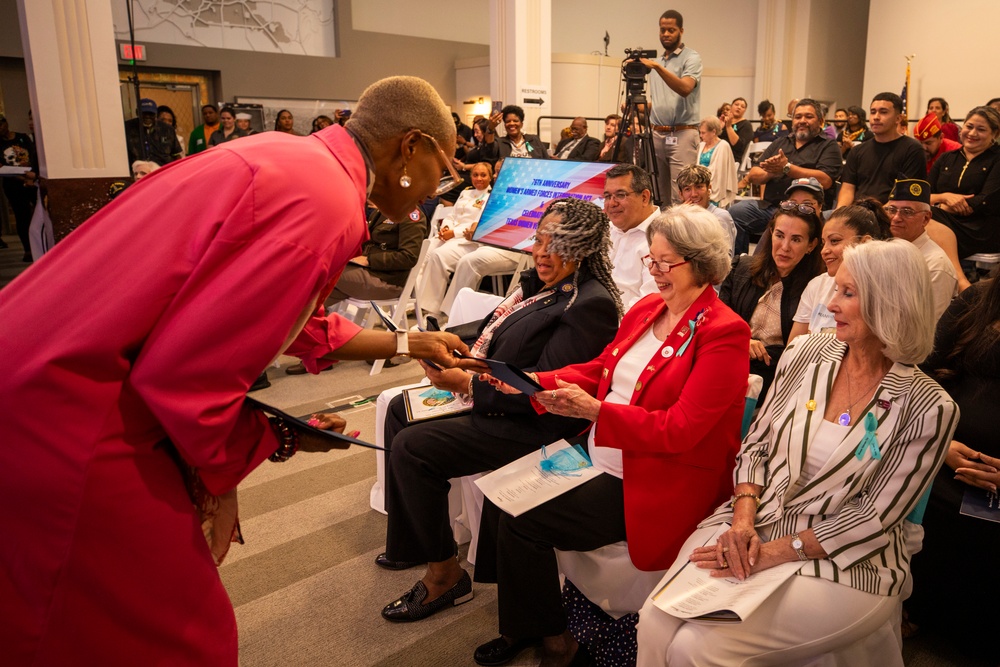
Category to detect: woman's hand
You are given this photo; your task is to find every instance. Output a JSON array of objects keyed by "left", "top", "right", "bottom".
[
  {"left": 948, "top": 441, "right": 999, "bottom": 493},
  {"left": 691, "top": 519, "right": 761, "bottom": 581},
  {"left": 419, "top": 361, "right": 473, "bottom": 395},
  {"left": 453, "top": 158, "right": 467, "bottom": 171},
  {"left": 693, "top": 538, "right": 792, "bottom": 579},
  {"left": 437, "top": 226, "right": 455, "bottom": 241},
  {"left": 532, "top": 377, "right": 601, "bottom": 421},
  {"left": 350, "top": 255, "right": 369, "bottom": 266},
  {"left": 308, "top": 412, "right": 347, "bottom": 433},
  {"left": 481, "top": 372, "right": 528, "bottom": 394},
  {"left": 937, "top": 192, "right": 974, "bottom": 216},
  {"left": 488, "top": 111, "right": 503, "bottom": 131},
  {"left": 407, "top": 332, "right": 487, "bottom": 372},
  {"left": 462, "top": 224, "right": 477, "bottom": 241},
  {"left": 749, "top": 339, "right": 772, "bottom": 366}
]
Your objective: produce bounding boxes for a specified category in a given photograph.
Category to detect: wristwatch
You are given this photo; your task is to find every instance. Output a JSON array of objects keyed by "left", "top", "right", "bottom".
[
  {"left": 782, "top": 163, "right": 792, "bottom": 176},
  {"left": 790, "top": 533, "right": 808, "bottom": 561}
]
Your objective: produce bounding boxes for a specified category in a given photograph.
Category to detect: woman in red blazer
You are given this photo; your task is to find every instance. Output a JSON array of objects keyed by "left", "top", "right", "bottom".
[{"left": 472, "top": 204, "right": 751, "bottom": 667}]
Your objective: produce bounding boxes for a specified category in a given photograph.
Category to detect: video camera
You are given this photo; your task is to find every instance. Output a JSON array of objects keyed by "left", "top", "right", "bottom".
[{"left": 622, "top": 48, "right": 658, "bottom": 94}]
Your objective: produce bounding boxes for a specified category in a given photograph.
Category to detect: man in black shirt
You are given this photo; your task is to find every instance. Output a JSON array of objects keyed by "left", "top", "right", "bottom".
[
  {"left": 729, "top": 98, "right": 842, "bottom": 254},
  {"left": 0, "top": 113, "right": 38, "bottom": 260},
  {"left": 124, "top": 98, "right": 182, "bottom": 168},
  {"left": 837, "top": 92, "right": 926, "bottom": 207}
]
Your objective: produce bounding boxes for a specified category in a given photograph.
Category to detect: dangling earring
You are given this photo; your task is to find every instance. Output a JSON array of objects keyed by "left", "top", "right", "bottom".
[{"left": 399, "top": 163, "right": 412, "bottom": 188}]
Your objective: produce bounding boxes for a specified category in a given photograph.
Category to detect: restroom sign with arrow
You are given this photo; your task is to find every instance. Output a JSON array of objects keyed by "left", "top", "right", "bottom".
[{"left": 520, "top": 86, "right": 548, "bottom": 107}]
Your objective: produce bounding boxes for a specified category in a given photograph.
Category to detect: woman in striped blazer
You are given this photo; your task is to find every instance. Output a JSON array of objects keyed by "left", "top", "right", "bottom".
[{"left": 636, "top": 240, "right": 959, "bottom": 666}]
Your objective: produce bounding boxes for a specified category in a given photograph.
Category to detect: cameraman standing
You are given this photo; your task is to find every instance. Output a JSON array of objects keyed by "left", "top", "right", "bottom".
[{"left": 640, "top": 10, "right": 702, "bottom": 206}]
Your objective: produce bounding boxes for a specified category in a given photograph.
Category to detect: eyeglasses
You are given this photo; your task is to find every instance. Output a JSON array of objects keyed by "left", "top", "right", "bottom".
[
  {"left": 883, "top": 205, "right": 923, "bottom": 219},
  {"left": 778, "top": 200, "right": 817, "bottom": 215},
  {"left": 418, "top": 131, "right": 463, "bottom": 197},
  {"left": 641, "top": 255, "right": 690, "bottom": 273},
  {"left": 602, "top": 190, "right": 637, "bottom": 203}
]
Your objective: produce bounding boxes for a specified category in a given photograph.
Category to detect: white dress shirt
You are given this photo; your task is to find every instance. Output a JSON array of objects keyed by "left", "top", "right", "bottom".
[
  {"left": 609, "top": 208, "right": 659, "bottom": 309},
  {"left": 911, "top": 231, "right": 957, "bottom": 321}
]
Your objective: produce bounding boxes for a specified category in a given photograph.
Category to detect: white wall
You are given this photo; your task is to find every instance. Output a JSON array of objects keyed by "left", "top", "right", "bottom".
[
  {"left": 864, "top": 0, "right": 999, "bottom": 119},
  {"left": 352, "top": 0, "right": 490, "bottom": 45}
]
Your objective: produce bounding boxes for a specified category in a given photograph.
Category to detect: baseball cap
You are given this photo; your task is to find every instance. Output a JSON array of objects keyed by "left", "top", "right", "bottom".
[
  {"left": 785, "top": 177, "right": 823, "bottom": 196},
  {"left": 139, "top": 98, "right": 157, "bottom": 115}
]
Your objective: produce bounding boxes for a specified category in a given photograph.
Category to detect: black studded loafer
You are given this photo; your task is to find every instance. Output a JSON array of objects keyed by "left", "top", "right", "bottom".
[
  {"left": 381, "top": 571, "right": 473, "bottom": 622},
  {"left": 473, "top": 636, "right": 541, "bottom": 666},
  {"left": 374, "top": 552, "right": 422, "bottom": 570}
]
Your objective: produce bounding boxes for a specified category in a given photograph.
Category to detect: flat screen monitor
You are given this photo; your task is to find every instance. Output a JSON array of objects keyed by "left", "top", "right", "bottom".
[{"left": 471, "top": 158, "right": 617, "bottom": 252}]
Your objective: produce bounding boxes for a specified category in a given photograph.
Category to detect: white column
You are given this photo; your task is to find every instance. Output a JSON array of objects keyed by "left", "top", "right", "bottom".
[
  {"left": 753, "top": 0, "right": 812, "bottom": 114},
  {"left": 490, "top": 0, "right": 552, "bottom": 142},
  {"left": 16, "top": 0, "right": 129, "bottom": 180}
]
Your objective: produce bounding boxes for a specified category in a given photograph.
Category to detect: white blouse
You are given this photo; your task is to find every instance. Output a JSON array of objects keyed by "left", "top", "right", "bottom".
[{"left": 588, "top": 326, "right": 664, "bottom": 478}]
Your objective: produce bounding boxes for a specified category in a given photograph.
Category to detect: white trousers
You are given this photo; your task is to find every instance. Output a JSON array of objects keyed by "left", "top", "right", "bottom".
[
  {"left": 415, "top": 238, "right": 477, "bottom": 316},
  {"left": 636, "top": 529, "right": 901, "bottom": 667},
  {"left": 439, "top": 246, "right": 522, "bottom": 315}
]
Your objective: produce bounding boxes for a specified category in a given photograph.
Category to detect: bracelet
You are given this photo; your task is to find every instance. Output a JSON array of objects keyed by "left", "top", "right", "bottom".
[
  {"left": 467, "top": 374, "right": 475, "bottom": 396},
  {"left": 395, "top": 330, "right": 410, "bottom": 357},
  {"left": 268, "top": 417, "right": 299, "bottom": 462},
  {"left": 730, "top": 492, "right": 761, "bottom": 508}
]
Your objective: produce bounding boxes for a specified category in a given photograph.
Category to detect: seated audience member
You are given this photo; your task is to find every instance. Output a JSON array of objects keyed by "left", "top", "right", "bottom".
[
  {"left": 553, "top": 117, "right": 601, "bottom": 161},
  {"left": 836, "top": 105, "right": 872, "bottom": 157},
  {"left": 378, "top": 198, "right": 622, "bottom": 622},
  {"left": 730, "top": 99, "right": 841, "bottom": 255},
  {"left": 720, "top": 203, "right": 823, "bottom": 397},
  {"left": 636, "top": 240, "right": 958, "bottom": 667},
  {"left": 187, "top": 103, "right": 219, "bottom": 155},
  {"left": 124, "top": 97, "right": 182, "bottom": 166},
  {"left": 471, "top": 205, "right": 749, "bottom": 667},
  {"left": 597, "top": 114, "right": 625, "bottom": 162},
  {"left": 453, "top": 119, "right": 492, "bottom": 174},
  {"left": 452, "top": 112, "right": 474, "bottom": 154},
  {"left": 235, "top": 113, "right": 256, "bottom": 136},
  {"left": 131, "top": 160, "right": 159, "bottom": 181},
  {"left": 885, "top": 179, "right": 958, "bottom": 321},
  {"left": 928, "top": 106, "right": 1000, "bottom": 259},
  {"left": 311, "top": 115, "right": 334, "bottom": 134},
  {"left": 988, "top": 98, "right": 1000, "bottom": 113},
  {"left": 677, "top": 165, "right": 736, "bottom": 256},
  {"left": 910, "top": 276, "right": 1000, "bottom": 663},
  {"left": 819, "top": 103, "right": 837, "bottom": 140},
  {"left": 914, "top": 112, "right": 961, "bottom": 174},
  {"left": 696, "top": 117, "right": 737, "bottom": 208},
  {"left": 416, "top": 162, "right": 494, "bottom": 317},
  {"left": 926, "top": 97, "right": 961, "bottom": 143},
  {"left": 752, "top": 99, "right": 787, "bottom": 143},
  {"left": 836, "top": 92, "right": 926, "bottom": 207},
  {"left": 747, "top": 177, "right": 827, "bottom": 258},
  {"left": 208, "top": 107, "right": 246, "bottom": 146},
  {"left": 273, "top": 109, "right": 299, "bottom": 135},
  {"left": 603, "top": 164, "right": 660, "bottom": 308},
  {"left": 790, "top": 199, "right": 890, "bottom": 339},
  {"left": 832, "top": 108, "right": 848, "bottom": 132},
  {"left": 481, "top": 105, "right": 548, "bottom": 161},
  {"left": 721, "top": 97, "right": 753, "bottom": 164}
]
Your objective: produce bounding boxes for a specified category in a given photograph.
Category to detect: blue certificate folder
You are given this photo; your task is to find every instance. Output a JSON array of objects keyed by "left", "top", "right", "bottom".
[
  {"left": 452, "top": 353, "right": 544, "bottom": 395},
  {"left": 959, "top": 488, "right": 1000, "bottom": 523},
  {"left": 245, "top": 396, "right": 380, "bottom": 450}
]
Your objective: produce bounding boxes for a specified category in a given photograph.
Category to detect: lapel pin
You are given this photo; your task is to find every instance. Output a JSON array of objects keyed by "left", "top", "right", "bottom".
[
  {"left": 806, "top": 399, "right": 817, "bottom": 411},
  {"left": 661, "top": 345, "right": 674, "bottom": 358},
  {"left": 877, "top": 399, "right": 891, "bottom": 410}
]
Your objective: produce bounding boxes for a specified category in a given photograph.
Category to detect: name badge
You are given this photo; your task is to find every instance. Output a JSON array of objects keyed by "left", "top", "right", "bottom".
[{"left": 664, "top": 136, "right": 679, "bottom": 146}]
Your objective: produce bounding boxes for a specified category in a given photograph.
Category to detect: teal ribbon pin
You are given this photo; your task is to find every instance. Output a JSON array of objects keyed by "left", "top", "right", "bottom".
[{"left": 854, "top": 412, "right": 882, "bottom": 461}]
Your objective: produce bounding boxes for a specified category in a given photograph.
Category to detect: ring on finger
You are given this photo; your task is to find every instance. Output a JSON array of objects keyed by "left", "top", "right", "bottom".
[
  {"left": 550, "top": 391, "right": 557, "bottom": 399},
  {"left": 721, "top": 546, "right": 730, "bottom": 553},
  {"left": 721, "top": 559, "right": 728, "bottom": 568}
]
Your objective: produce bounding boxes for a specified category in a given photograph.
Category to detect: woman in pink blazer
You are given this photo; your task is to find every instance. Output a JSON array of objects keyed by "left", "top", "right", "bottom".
[{"left": 472, "top": 204, "right": 751, "bottom": 667}]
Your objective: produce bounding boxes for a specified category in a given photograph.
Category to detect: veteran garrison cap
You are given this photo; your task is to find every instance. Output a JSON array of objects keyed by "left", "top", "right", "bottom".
[{"left": 888, "top": 178, "right": 931, "bottom": 205}]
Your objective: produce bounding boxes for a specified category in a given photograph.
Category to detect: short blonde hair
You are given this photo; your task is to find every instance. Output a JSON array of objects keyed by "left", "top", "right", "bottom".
[
  {"left": 647, "top": 204, "right": 732, "bottom": 285},
  {"left": 841, "top": 240, "right": 935, "bottom": 364},
  {"left": 346, "top": 76, "right": 455, "bottom": 151},
  {"left": 700, "top": 116, "right": 722, "bottom": 136}
]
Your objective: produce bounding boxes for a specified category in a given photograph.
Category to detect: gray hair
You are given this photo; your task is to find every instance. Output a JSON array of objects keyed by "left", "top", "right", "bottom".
[
  {"left": 646, "top": 204, "right": 731, "bottom": 285},
  {"left": 541, "top": 198, "right": 624, "bottom": 316},
  {"left": 131, "top": 160, "right": 159, "bottom": 175},
  {"left": 346, "top": 76, "right": 455, "bottom": 151},
  {"left": 700, "top": 116, "right": 723, "bottom": 136},
  {"left": 841, "top": 240, "right": 935, "bottom": 364}
]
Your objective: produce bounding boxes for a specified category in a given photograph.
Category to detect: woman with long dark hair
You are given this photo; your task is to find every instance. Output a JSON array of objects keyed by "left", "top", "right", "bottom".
[
  {"left": 927, "top": 97, "right": 961, "bottom": 142},
  {"left": 837, "top": 105, "right": 872, "bottom": 156}
]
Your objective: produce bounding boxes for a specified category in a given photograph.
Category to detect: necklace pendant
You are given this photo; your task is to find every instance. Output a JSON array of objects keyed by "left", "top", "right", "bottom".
[{"left": 837, "top": 411, "right": 852, "bottom": 426}]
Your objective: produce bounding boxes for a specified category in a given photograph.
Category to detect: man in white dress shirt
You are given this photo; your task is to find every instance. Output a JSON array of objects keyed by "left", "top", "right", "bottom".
[
  {"left": 603, "top": 164, "right": 660, "bottom": 308},
  {"left": 886, "top": 178, "right": 957, "bottom": 321}
]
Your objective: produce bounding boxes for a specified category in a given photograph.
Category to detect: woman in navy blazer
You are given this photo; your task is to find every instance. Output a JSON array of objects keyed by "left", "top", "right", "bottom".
[{"left": 471, "top": 205, "right": 750, "bottom": 667}]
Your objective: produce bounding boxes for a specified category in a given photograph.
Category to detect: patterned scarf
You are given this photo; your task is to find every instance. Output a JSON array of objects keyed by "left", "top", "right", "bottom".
[{"left": 470, "top": 284, "right": 556, "bottom": 357}]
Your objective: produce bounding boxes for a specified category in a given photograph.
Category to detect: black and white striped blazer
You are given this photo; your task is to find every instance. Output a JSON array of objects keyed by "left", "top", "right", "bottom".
[{"left": 701, "top": 334, "right": 958, "bottom": 596}]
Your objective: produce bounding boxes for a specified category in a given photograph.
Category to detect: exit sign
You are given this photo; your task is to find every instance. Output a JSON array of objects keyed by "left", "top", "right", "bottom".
[{"left": 120, "top": 43, "right": 146, "bottom": 61}]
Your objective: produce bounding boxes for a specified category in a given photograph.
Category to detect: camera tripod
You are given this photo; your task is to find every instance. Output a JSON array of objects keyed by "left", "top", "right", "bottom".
[{"left": 612, "top": 78, "right": 663, "bottom": 206}]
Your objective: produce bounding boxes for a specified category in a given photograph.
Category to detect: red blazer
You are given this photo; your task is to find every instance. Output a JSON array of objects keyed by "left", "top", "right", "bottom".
[{"left": 536, "top": 288, "right": 750, "bottom": 570}]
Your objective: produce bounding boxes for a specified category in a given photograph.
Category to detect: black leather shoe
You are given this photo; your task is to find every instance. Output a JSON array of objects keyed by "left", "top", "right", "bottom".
[
  {"left": 381, "top": 571, "right": 473, "bottom": 622},
  {"left": 374, "top": 552, "right": 422, "bottom": 570},
  {"left": 249, "top": 372, "right": 271, "bottom": 391},
  {"left": 473, "top": 636, "right": 541, "bottom": 666}
]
